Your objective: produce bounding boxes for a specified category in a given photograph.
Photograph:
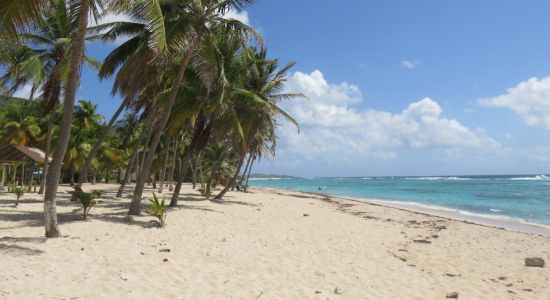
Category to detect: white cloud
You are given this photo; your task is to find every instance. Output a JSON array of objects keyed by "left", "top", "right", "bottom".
[
  {"left": 276, "top": 70, "right": 499, "bottom": 165},
  {"left": 401, "top": 60, "right": 420, "bottom": 69},
  {"left": 223, "top": 8, "right": 250, "bottom": 26},
  {"left": 479, "top": 76, "right": 550, "bottom": 131}
]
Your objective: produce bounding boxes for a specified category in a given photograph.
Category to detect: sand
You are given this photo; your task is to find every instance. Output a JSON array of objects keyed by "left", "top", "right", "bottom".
[{"left": 0, "top": 183, "right": 549, "bottom": 299}]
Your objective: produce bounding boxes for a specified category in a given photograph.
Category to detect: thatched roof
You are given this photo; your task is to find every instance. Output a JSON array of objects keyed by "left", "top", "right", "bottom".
[{"left": 0, "top": 145, "right": 52, "bottom": 165}]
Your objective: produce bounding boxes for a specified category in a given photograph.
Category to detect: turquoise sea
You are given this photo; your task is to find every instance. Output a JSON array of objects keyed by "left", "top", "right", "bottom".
[{"left": 249, "top": 175, "right": 550, "bottom": 227}]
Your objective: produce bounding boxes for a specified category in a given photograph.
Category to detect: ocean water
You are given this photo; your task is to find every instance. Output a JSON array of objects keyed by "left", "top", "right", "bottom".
[{"left": 249, "top": 175, "right": 550, "bottom": 227}]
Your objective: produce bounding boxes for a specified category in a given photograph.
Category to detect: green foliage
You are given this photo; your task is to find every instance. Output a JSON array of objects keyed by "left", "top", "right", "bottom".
[
  {"left": 9, "top": 184, "right": 26, "bottom": 207},
  {"left": 0, "top": 0, "right": 301, "bottom": 210},
  {"left": 69, "top": 186, "right": 101, "bottom": 219},
  {"left": 147, "top": 193, "right": 166, "bottom": 227}
]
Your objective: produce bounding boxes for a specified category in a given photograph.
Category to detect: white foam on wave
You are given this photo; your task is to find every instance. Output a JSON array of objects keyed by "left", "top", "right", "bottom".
[
  {"left": 248, "top": 177, "right": 292, "bottom": 181},
  {"left": 354, "top": 197, "right": 550, "bottom": 232},
  {"left": 405, "top": 176, "right": 473, "bottom": 181},
  {"left": 509, "top": 175, "right": 550, "bottom": 181},
  {"left": 446, "top": 177, "right": 475, "bottom": 181},
  {"left": 454, "top": 210, "right": 550, "bottom": 229},
  {"left": 405, "top": 177, "right": 446, "bottom": 180},
  {"left": 367, "top": 199, "right": 457, "bottom": 212}
]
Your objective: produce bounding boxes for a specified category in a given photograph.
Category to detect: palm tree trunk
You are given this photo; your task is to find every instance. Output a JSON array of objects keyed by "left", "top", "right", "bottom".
[
  {"left": 116, "top": 147, "right": 139, "bottom": 198},
  {"left": 158, "top": 144, "right": 170, "bottom": 193},
  {"left": 117, "top": 167, "right": 122, "bottom": 183},
  {"left": 134, "top": 151, "right": 140, "bottom": 181},
  {"left": 205, "top": 174, "right": 213, "bottom": 198},
  {"left": 152, "top": 172, "right": 157, "bottom": 189},
  {"left": 39, "top": 115, "right": 54, "bottom": 194},
  {"left": 244, "top": 157, "right": 256, "bottom": 191},
  {"left": 214, "top": 153, "right": 245, "bottom": 200},
  {"left": 191, "top": 161, "right": 197, "bottom": 189},
  {"left": 233, "top": 153, "right": 252, "bottom": 191},
  {"left": 70, "top": 168, "right": 75, "bottom": 185},
  {"left": 168, "top": 136, "right": 178, "bottom": 192},
  {"left": 139, "top": 125, "right": 154, "bottom": 175},
  {"left": 195, "top": 155, "right": 202, "bottom": 190},
  {"left": 129, "top": 49, "right": 195, "bottom": 215},
  {"left": 245, "top": 154, "right": 256, "bottom": 181},
  {"left": 44, "top": 0, "right": 90, "bottom": 238},
  {"left": 169, "top": 150, "right": 193, "bottom": 207},
  {"left": 76, "top": 97, "right": 129, "bottom": 188}
]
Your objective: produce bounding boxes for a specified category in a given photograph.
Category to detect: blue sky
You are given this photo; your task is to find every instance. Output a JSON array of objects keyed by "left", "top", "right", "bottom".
[{"left": 15, "top": 0, "right": 550, "bottom": 177}]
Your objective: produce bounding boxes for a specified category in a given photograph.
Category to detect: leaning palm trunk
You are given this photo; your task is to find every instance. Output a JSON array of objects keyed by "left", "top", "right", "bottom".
[
  {"left": 206, "top": 152, "right": 227, "bottom": 198},
  {"left": 169, "top": 150, "right": 193, "bottom": 207},
  {"left": 158, "top": 146, "right": 169, "bottom": 193},
  {"left": 190, "top": 161, "right": 197, "bottom": 189},
  {"left": 241, "top": 154, "right": 253, "bottom": 183},
  {"left": 139, "top": 124, "right": 154, "bottom": 175},
  {"left": 76, "top": 98, "right": 129, "bottom": 188},
  {"left": 129, "top": 49, "right": 195, "bottom": 215},
  {"left": 244, "top": 157, "right": 255, "bottom": 191},
  {"left": 44, "top": 0, "right": 90, "bottom": 238},
  {"left": 168, "top": 136, "right": 177, "bottom": 191},
  {"left": 117, "top": 167, "right": 122, "bottom": 183},
  {"left": 39, "top": 114, "right": 54, "bottom": 194},
  {"left": 214, "top": 153, "right": 245, "bottom": 200},
  {"left": 233, "top": 153, "right": 252, "bottom": 191},
  {"left": 116, "top": 147, "right": 139, "bottom": 198}
]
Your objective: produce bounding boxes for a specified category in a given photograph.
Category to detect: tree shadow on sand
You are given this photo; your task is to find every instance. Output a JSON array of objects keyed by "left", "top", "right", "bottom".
[
  {"left": 173, "top": 205, "right": 222, "bottom": 213},
  {"left": 0, "top": 243, "right": 45, "bottom": 256},
  {"left": 0, "top": 207, "right": 85, "bottom": 230},
  {"left": 209, "top": 199, "right": 259, "bottom": 207}
]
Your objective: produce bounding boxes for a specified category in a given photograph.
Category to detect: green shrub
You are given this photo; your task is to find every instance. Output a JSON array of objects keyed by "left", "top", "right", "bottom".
[
  {"left": 148, "top": 193, "right": 167, "bottom": 227},
  {"left": 69, "top": 186, "right": 101, "bottom": 219},
  {"left": 10, "top": 185, "right": 26, "bottom": 207}
]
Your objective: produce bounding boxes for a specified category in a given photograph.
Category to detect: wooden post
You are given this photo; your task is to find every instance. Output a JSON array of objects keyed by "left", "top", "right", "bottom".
[
  {"left": 1, "top": 164, "right": 6, "bottom": 191},
  {"left": 20, "top": 162, "right": 25, "bottom": 187},
  {"left": 11, "top": 164, "right": 16, "bottom": 183},
  {"left": 28, "top": 161, "right": 34, "bottom": 192}
]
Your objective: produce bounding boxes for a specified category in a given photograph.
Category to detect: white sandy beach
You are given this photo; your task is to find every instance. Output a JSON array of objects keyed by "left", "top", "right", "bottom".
[{"left": 1, "top": 184, "right": 549, "bottom": 299}]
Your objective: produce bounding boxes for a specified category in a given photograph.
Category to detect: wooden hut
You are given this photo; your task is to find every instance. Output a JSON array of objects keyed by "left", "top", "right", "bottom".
[{"left": 0, "top": 145, "right": 51, "bottom": 192}]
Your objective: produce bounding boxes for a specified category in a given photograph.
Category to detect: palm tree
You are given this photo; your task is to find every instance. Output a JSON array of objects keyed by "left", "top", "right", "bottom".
[
  {"left": 64, "top": 100, "right": 103, "bottom": 186},
  {"left": 214, "top": 48, "right": 302, "bottom": 199},
  {"left": 75, "top": 0, "right": 170, "bottom": 186},
  {"left": 201, "top": 143, "right": 230, "bottom": 198},
  {"left": 0, "top": 0, "right": 47, "bottom": 33},
  {"left": 39, "top": 0, "right": 164, "bottom": 237},
  {"left": 0, "top": 101, "right": 41, "bottom": 145},
  {"left": 167, "top": 24, "right": 260, "bottom": 207},
  {"left": 125, "top": 0, "right": 260, "bottom": 215},
  {"left": 42, "top": 0, "right": 96, "bottom": 238},
  {"left": 113, "top": 112, "right": 142, "bottom": 197},
  {"left": 0, "top": 0, "right": 100, "bottom": 196}
]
